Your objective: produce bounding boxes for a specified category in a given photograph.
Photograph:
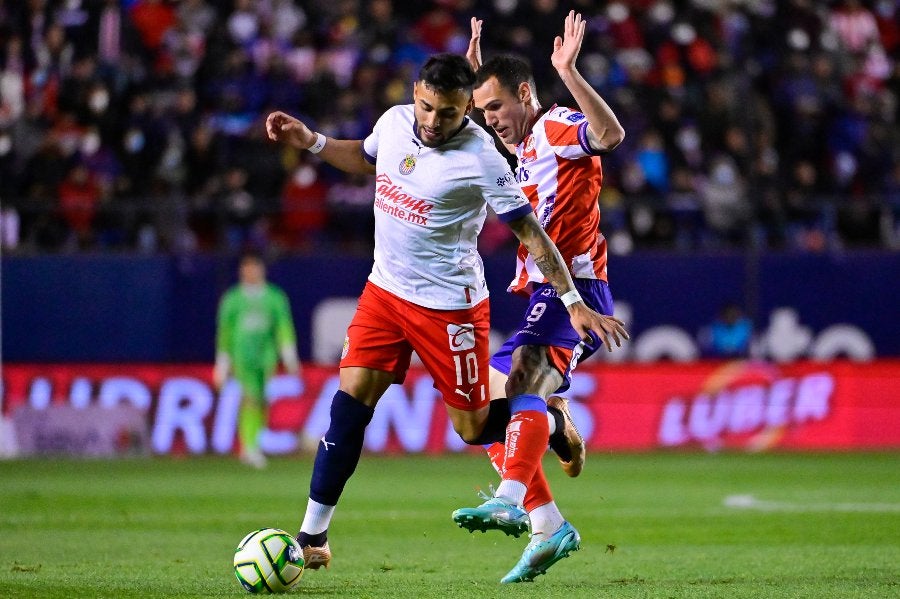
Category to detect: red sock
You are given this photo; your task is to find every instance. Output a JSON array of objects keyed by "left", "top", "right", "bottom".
[
  {"left": 485, "top": 442, "right": 505, "bottom": 476},
  {"left": 523, "top": 461, "right": 553, "bottom": 512},
  {"left": 502, "top": 409, "right": 549, "bottom": 485}
]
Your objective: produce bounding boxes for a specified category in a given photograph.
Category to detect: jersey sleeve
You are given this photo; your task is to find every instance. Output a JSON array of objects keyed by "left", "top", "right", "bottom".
[
  {"left": 362, "top": 107, "right": 394, "bottom": 165},
  {"left": 544, "top": 108, "right": 604, "bottom": 160},
  {"left": 273, "top": 289, "right": 298, "bottom": 348},
  {"left": 273, "top": 288, "right": 300, "bottom": 371},
  {"left": 215, "top": 291, "right": 236, "bottom": 358},
  {"left": 476, "top": 145, "right": 532, "bottom": 223}
]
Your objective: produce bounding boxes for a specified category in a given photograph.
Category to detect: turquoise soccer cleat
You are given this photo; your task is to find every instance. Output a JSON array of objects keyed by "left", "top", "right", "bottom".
[
  {"left": 452, "top": 491, "right": 529, "bottom": 538},
  {"left": 500, "top": 521, "right": 581, "bottom": 583}
]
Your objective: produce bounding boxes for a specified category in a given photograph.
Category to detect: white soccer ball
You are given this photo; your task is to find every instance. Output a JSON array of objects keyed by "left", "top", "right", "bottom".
[{"left": 233, "top": 528, "right": 305, "bottom": 593}]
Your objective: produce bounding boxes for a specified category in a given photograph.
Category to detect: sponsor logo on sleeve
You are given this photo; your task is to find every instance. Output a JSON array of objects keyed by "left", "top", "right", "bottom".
[
  {"left": 567, "top": 112, "right": 585, "bottom": 123},
  {"left": 496, "top": 172, "right": 514, "bottom": 188}
]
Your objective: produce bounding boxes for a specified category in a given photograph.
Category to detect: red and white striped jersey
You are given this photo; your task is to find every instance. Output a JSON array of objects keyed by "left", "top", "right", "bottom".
[{"left": 508, "top": 104, "right": 608, "bottom": 295}]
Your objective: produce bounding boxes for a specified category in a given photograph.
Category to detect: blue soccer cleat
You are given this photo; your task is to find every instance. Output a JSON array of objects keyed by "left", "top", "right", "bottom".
[
  {"left": 500, "top": 521, "right": 581, "bottom": 583},
  {"left": 452, "top": 491, "right": 529, "bottom": 538}
]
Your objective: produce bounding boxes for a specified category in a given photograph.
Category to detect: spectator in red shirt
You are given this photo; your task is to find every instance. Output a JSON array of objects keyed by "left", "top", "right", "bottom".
[{"left": 58, "top": 163, "right": 100, "bottom": 246}]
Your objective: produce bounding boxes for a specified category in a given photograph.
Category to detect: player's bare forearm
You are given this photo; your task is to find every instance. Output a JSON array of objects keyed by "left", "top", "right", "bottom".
[
  {"left": 266, "top": 110, "right": 374, "bottom": 175},
  {"left": 557, "top": 67, "right": 624, "bottom": 152},
  {"left": 551, "top": 11, "right": 624, "bottom": 153},
  {"left": 509, "top": 212, "right": 629, "bottom": 351},
  {"left": 317, "top": 139, "right": 376, "bottom": 175},
  {"left": 508, "top": 213, "right": 577, "bottom": 297}
]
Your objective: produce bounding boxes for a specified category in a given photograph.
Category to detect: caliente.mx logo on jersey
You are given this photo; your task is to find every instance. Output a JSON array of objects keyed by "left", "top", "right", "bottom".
[{"left": 374, "top": 173, "right": 434, "bottom": 226}]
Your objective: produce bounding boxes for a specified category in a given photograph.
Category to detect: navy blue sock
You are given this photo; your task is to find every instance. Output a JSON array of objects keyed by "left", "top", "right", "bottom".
[
  {"left": 296, "top": 531, "right": 327, "bottom": 548},
  {"left": 309, "top": 390, "right": 375, "bottom": 506}
]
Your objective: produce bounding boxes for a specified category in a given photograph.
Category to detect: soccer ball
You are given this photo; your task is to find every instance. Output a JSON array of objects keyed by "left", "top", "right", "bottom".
[{"left": 233, "top": 528, "right": 305, "bottom": 593}]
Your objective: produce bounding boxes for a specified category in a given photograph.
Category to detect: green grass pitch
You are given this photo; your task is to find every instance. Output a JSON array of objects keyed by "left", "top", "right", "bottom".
[{"left": 1, "top": 452, "right": 898, "bottom": 598}]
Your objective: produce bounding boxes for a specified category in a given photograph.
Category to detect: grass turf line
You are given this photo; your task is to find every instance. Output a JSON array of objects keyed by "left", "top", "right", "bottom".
[{"left": 1, "top": 452, "right": 898, "bottom": 598}]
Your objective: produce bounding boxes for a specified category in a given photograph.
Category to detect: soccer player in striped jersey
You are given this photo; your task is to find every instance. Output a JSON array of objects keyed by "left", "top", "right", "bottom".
[
  {"left": 451, "top": 11, "right": 625, "bottom": 582},
  {"left": 265, "top": 54, "right": 628, "bottom": 574}
]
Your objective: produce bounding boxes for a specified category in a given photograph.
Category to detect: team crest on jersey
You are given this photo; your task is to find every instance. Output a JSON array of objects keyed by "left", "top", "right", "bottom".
[
  {"left": 399, "top": 154, "right": 416, "bottom": 175},
  {"left": 521, "top": 135, "right": 537, "bottom": 164}
]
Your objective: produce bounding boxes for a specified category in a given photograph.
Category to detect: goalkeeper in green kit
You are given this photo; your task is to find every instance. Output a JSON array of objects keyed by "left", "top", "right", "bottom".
[{"left": 214, "top": 250, "right": 300, "bottom": 468}]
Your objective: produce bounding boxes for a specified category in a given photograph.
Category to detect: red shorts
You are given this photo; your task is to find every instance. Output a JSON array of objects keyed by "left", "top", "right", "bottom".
[{"left": 341, "top": 282, "right": 491, "bottom": 411}]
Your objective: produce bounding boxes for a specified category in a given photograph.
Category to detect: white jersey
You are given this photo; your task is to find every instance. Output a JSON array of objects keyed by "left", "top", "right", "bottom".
[{"left": 362, "top": 105, "right": 531, "bottom": 310}]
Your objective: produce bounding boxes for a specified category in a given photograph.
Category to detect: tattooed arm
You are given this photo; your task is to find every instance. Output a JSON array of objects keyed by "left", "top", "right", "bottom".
[{"left": 506, "top": 212, "right": 628, "bottom": 351}]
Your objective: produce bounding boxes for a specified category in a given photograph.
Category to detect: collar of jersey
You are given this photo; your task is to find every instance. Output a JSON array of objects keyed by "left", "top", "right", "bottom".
[{"left": 517, "top": 103, "right": 557, "bottom": 150}]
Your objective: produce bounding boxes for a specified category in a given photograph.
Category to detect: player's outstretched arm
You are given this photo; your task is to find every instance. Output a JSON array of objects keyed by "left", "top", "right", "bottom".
[
  {"left": 213, "top": 295, "right": 234, "bottom": 390},
  {"left": 507, "top": 212, "right": 629, "bottom": 351},
  {"left": 466, "top": 17, "right": 483, "bottom": 71},
  {"left": 551, "top": 11, "right": 624, "bottom": 153},
  {"left": 265, "top": 111, "right": 375, "bottom": 175}
]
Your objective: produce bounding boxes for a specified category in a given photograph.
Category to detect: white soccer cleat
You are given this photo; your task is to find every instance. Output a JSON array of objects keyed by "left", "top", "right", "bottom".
[{"left": 239, "top": 449, "right": 268, "bottom": 469}]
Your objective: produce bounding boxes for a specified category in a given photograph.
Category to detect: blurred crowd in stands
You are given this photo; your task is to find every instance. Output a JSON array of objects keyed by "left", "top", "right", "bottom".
[{"left": 0, "top": 0, "right": 897, "bottom": 254}]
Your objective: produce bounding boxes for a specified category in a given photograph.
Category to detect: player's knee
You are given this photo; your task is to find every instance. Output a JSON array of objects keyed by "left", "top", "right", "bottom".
[
  {"left": 453, "top": 423, "right": 482, "bottom": 445},
  {"left": 506, "top": 363, "right": 560, "bottom": 398},
  {"left": 505, "top": 363, "right": 542, "bottom": 397},
  {"left": 449, "top": 417, "right": 484, "bottom": 445},
  {"left": 506, "top": 346, "right": 548, "bottom": 395}
]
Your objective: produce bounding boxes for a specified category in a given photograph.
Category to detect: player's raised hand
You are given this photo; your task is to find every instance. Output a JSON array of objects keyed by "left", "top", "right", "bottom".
[
  {"left": 265, "top": 111, "right": 315, "bottom": 149},
  {"left": 551, "top": 10, "right": 587, "bottom": 73},
  {"left": 567, "top": 304, "right": 629, "bottom": 352},
  {"left": 466, "top": 17, "right": 483, "bottom": 71}
]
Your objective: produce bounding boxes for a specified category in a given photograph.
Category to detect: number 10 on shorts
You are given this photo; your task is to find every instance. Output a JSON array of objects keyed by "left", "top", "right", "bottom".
[
  {"left": 453, "top": 352, "right": 479, "bottom": 385},
  {"left": 447, "top": 323, "right": 481, "bottom": 393}
]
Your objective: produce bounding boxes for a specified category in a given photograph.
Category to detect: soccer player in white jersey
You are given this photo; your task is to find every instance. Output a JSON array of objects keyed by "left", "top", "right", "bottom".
[
  {"left": 265, "top": 53, "right": 627, "bottom": 574},
  {"left": 451, "top": 12, "right": 626, "bottom": 583}
]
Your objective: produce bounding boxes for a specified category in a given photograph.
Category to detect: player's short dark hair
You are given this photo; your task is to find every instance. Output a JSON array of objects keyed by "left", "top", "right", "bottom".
[
  {"left": 475, "top": 55, "right": 537, "bottom": 96},
  {"left": 418, "top": 54, "right": 476, "bottom": 94},
  {"left": 239, "top": 248, "right": 265, "bottom": 265}
]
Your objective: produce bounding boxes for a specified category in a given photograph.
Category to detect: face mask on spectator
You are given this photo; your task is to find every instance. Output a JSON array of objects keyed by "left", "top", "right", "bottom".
[
  {"left": 293, "top": 165, "right": 317, "bottom": 187},
  {"left": 89, "top": 89, "right": 110, "bottom": 114},
  {"left": 712, "top": 162, "right": 737, "bottom": 186},
  {"left": 82, "top": 132, "right": 101, "bottom": 155},
  {"left": 676, "top": 127, "right": 700, "bottom": 153},
  {"left": 124, "top": 129, "right": 145, "bottom": 153}
]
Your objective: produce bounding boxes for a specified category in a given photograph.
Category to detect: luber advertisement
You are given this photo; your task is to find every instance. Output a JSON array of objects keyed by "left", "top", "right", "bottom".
[{"left": 2, "top": 361, "right": 899, "bottom": 456}]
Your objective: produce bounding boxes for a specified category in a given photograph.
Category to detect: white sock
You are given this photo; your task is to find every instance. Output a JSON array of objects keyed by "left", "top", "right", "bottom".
[
  {"left": 529, "top": 501, "right": 565, "bottom": 539},
  {"left": 546, "top": 411, "right": 557, "bottom": 435},
  {"left": 495, "top": 479, "right": 527, "bottom": 506},
  {"left": 300, "top": 498, "right": 335, "bottom": 535}
]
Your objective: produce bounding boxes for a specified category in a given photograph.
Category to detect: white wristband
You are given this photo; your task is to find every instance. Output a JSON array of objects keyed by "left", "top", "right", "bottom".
[
  {"left": 307, "top": 132, "right": 327, "bottom": 154},
  {"left": 560, "top": 290, "right": 583, "bottom": 308}
]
